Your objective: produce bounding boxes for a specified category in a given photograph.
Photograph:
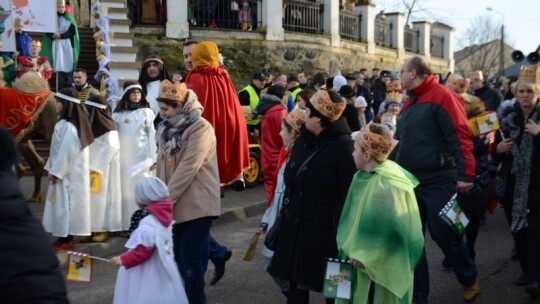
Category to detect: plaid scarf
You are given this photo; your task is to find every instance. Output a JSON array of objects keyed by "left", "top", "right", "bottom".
[
  {"left": 502, "top": 107, "right": 539, "bottom": 232},
  {"left": 156, "top": 92, "right": 201, "bottom": 157}
]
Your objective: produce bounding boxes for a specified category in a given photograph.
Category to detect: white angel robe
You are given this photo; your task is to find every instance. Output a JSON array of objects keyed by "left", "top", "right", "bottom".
[
  {"left": 43, "top": 120, "right": 91, "bottom": 237},
  {"left": 146, "top": 80, "right": 160, "bottom": 115},
  {"left": 53, "top": 16, "right": 74, "bottom": 72},
  {"left": 88, "top": 130, "right": 122, "bottom": 232},
  {"left": 113, "top": 215, "right": 188, "bottom": 304},
  {"left": 112, "top": 108, "right": 157, "bottom": 229}
]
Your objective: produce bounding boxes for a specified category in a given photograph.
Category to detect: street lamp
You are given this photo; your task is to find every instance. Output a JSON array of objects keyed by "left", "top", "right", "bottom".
[{"left": 486, "top": 7, "right": 505, "bottom": 77}]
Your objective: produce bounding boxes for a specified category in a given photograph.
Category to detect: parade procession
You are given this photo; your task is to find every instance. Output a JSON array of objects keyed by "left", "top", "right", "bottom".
[{"left": 0, "top": 0, "right": 539, "bottom": 303}]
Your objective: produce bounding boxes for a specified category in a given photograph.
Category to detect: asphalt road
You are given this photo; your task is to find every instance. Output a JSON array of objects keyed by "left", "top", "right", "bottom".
[{"left": 64, "top": 206, "right": 531, "bottom": 304}]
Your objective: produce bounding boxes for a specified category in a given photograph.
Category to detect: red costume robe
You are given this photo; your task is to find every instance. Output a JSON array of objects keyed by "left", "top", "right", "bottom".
[
  {"left": 16, "top": 56, "right": 53, "bottom": 81},
  {"left": 185, "top": 65, "right": 250, "bottom": 186}
]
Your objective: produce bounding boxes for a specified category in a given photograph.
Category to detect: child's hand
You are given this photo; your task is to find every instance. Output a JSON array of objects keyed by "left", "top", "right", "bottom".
[{"left": 110, "top": 256, "right": 122, "bottom": 266}]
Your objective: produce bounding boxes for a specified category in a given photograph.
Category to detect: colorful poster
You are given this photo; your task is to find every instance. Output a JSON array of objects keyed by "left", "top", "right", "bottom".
[
  {"left": 12, "top": 0, "right": 56, "bottom": 32},
  {"left": 0, "top": 0, "right": 14, "bottom": 52}
]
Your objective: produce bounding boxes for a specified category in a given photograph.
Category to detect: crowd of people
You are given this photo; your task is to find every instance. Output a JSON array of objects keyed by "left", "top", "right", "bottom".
[{"left": 1, "top": 4, "right": 539, "bottom": 301}]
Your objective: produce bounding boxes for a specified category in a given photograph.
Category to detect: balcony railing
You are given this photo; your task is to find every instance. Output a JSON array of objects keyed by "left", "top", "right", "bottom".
[
  {"left": 375, "top": 19, "right": 391, "bottom": 47},
  {"left": 339, "top": 9, "right": 361, "bottom": 41},
  {"left": 283, "top": 0, "right": 324, "bottom": 35},
  {"left": 431, "top": 35, "right": 444, "bottom": 58},
  {"left": 404, "top": 26, "right": 419, "bottom": 52},
  {"left": 187, "top": 0, "right": 262, "bottom": 30}
]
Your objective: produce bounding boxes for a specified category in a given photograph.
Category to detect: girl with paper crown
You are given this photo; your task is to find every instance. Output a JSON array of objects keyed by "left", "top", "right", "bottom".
[
  {"left": 111, "top": 176, "right": 188, "bottom": 304},
  {"left": 336, "top": 123, "right": 424, "bottom": 304}
]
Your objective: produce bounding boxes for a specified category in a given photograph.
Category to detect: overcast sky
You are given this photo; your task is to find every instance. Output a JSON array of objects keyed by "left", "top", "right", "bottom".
[{"left": 371, "top": 0, "right": 540, "bottom": 53}]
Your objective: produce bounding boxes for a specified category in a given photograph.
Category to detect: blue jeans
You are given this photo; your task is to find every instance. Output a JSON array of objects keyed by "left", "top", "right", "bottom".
[
  {"left": 208, "top": 234, "right": 229, "bottom": 266},
  {"left": 413, "top": 183, "right": 477, "bottom": 304},
  {"left": 173, "top": 217, "right": 212, "bottom": 304}
]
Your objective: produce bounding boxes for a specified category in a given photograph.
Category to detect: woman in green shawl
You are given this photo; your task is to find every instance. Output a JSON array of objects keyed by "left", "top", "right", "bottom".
[{"left": 336, "top": 123, "right": 424, "bottom": 304}]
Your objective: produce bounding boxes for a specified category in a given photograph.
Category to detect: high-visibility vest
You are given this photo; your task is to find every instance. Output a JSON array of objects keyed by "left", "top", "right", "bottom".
[
  {"left": 291, "top": 87, "right": 303, "bottom": 102},
  {"left": 239, "top": 85, "right": 261, "bottom": 125}
]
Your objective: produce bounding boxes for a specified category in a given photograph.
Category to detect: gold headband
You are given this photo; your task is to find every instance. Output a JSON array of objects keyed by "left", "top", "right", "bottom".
[
  {"left": 309, "top": 90, "right": 345, "bottom": 121},
  {"left": 356, "top": 123, "right": 396, "bottom": 163}
]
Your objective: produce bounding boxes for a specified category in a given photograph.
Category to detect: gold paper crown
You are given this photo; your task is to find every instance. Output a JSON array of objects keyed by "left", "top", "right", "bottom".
[
  {"left": 357, "top": 122, "right": 397, "bottom": 163},
  {"left": 31, "top": 40, "right": 41, "bottom": 47},
  {"left": 518, "top": 65, "right": 540, "bottom": 85},
  {"left": 57, "top": 0, "right": 66, "bottom": 6},
  {"left": 385, "top": 79, "right": 403, "bottom": 102},
  {"left": 285, "top": 107, "right": 306, "bottom": 133},
  {"left": 309, "top": 90, "right": 345, "bottom": 121},
  {"left": 157, "top": 80, "right": 188, "bottom": 103}
]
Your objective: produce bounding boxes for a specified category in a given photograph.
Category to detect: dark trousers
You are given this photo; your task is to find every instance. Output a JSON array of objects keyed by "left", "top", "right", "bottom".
[
  {"left": 413, "top": 183, "right": 477, "bottom": 304},
  {"left": 172, "top": 217, "right": 212, "bottom": 304},
  {"left": 458, "top": 184, "right": 486, "bottom": 259},
  {"left": 208, "top": 234, "right": 228, "bottom": 266},
  {"left": 56, "top": 72, "right": 73, "bottom": 90},
  {"left": 504, "top": 188, "right": 540, "bottom": 281},
  {"left": 285, "top": 283, "right": 334, "bottom": 304}
]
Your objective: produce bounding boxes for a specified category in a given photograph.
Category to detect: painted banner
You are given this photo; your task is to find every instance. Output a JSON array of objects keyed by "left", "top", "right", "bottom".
[
  {"left": 12, "top": 0, "right": 56, "bottom": 32},
  {"left": 0, "top": 0, "right": 57, "bottom": 52},
  {"left": 0, "top": 0, "right": 15, "bottom": 51}
]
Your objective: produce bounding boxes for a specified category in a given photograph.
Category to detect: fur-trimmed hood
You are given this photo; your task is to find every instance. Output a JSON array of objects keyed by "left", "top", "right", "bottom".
[{"left": 463, "top": 93, "right": 485, "bottom": 118}]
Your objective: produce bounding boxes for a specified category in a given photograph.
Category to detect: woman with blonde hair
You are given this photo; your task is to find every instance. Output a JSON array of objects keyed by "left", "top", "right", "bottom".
[{"left": 492, "top": 70, "right": 540, "bottom": 299}]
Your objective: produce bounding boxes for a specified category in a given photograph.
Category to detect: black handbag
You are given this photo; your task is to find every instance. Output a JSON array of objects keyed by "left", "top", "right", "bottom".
[
  {"left": 490, "top": 161, "right": 508, "bottom": 199},
  {"left": 263, "top": 140, "right": 339, "bottom": 251}
]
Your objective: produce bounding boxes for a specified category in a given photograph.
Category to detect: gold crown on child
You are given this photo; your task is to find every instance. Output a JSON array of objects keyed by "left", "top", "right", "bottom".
[
  {"left": 157, "top": 80, "right": 188, "bottom": 103},
  {"left": 285, "top": 107, "right": 306, "bottom": 133},
  {"left": 357, "top": 122, "right": 397, "bottom": 163},
  {"left": 309, "top": 90, "right": 345, "bottom": 121},
  {"left": 31, "top": 40, "right": 41, "bottom": 47},
  {"left": 518, "top": 65, "right": 540, "bottom": 85}
]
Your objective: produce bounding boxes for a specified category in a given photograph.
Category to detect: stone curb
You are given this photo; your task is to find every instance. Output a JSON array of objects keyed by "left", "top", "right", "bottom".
[{"left": 57, "top": 200, "right": 267, "bottom": 267}]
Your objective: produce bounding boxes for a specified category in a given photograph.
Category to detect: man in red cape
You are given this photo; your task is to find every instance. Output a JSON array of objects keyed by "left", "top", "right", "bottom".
[{"left": 185, "top": 41, "right": 249, "bottom": 187}]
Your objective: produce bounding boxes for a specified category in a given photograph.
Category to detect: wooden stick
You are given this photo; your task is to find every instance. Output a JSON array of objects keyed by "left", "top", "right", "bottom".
[{"left": 66, "top": 250, "right": 110, "bottom": 262}]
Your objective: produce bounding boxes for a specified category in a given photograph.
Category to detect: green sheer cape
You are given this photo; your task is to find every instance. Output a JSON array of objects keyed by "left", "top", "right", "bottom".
[{"left": 336, "top": 160, "right": 424, "bottom": 304}]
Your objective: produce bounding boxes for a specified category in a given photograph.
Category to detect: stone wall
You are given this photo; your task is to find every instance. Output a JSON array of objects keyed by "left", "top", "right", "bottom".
[{"left": 133, "top": 29, "right": 451, "bottom": 89}]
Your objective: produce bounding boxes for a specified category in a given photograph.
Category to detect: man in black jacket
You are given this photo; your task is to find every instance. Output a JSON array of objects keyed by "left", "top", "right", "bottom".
[
  {"left": 395, "top": 56, "right": 479, "bottom": 303},
  {"left": 469, "top": 70, "right": 503, "bottom": 111},
  {"left": 0, "top": 126, "right": 68, "bottom": 303}
]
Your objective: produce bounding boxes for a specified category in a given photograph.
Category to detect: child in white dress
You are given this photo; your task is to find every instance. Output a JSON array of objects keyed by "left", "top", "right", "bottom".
[
  {"left": 111, "top": 176, "right": 187, "bottom": 304},
  {"left": 112, "top": 81, "right": 157, "bottom": 230}
]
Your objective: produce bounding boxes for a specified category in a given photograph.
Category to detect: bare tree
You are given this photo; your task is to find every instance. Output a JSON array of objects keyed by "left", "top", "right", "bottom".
[{"left": 455, "top": 15, "right": 507, "bottom": 79}]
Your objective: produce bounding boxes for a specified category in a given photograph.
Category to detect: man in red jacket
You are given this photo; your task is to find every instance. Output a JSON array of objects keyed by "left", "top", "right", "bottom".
[{"left": 395, "top": 56, "right": 478, "bottom": 303}]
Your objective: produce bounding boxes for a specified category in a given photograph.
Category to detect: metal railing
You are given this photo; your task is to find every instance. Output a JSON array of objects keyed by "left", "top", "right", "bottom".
[
  {"left": 404, "top": 26, "right": 419, "bottom": 52},
  {"left": 339, "top": 10, "right": 361, "bottom": 41},
  {"left": 283, "top": 0, "right": 324, "bottom": 35},
  {"left": 186, "top": 0, "right": 262, "bottom": 30},
  {"left": 431, "top": 35, "right": 444, "bottom": 58},
  {"left": 374, "top": 19, "right": 391, "bottom": 47}
]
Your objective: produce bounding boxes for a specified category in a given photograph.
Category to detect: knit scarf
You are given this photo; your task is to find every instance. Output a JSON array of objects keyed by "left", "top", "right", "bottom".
[
  {"left": 156, "top": 92, "right": 201, "bottom": 156},
  {"left": 502, "top": 107, "right": 539, "bottom": 232}
]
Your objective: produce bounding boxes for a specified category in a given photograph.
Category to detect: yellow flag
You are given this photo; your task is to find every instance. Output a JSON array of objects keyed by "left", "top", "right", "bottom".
[
  {"left": 66, "top": 254, "right": 92, "bottom": 282},
  {"left": 90, "top": 171, "right": 101, "bottom": 193},
  {"left": 243, "top": 232, "right": 260, "bottom": 261}
]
